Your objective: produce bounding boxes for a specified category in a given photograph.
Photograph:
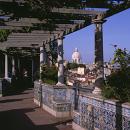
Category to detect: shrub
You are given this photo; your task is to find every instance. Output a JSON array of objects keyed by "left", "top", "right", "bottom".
[
  {"left": 103, "top": 69, "right": 130, "bottom": 102},
  {"left": 67, "top": 63, "right": 78, "bottom": 70},
  {"left": 41, "top": 65, "right": 58, "bottom": 85},
  {"left": 102, "top": 86, "right": 115, "bottom": 99},
  {"left": 102, "top": 47, "right": 130, "bottom": 102},
  {"left": 0, "top": 30, "right": 10, "bottom": 42},
  {"left": 67, "top": 63, "right": 86, "bottom": 70},
  {"left": 78, "top": 64, "right": 86, "bottom": 68},
  {"left": 34, "top": 70, "right": 40, "bottom": 80}
]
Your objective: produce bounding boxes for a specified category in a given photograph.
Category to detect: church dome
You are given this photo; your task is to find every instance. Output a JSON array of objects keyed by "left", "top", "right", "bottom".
[{"left": 72, "top": 48, "right": 81, "bottom": 64}]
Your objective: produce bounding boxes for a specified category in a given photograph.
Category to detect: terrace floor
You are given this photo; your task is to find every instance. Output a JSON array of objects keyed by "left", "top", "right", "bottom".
[{"left": 0, "top": 88, "right": 73, "bottom": 130}]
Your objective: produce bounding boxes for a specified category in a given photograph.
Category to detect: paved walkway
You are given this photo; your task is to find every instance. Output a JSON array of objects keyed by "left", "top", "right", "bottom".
[{"left": 0, "top": 88, "right": 73, "bottom": 130}]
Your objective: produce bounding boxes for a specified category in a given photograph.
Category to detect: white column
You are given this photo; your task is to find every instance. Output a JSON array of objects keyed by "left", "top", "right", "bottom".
[
  {"left": 56, "top": 37, "right": 64, "bottom": 86},
  {"left": 12, "top": 57, "right": 15, "bottom": 75},
  {"left": 40, "top": 45, "right": 46, "bottom": 80},
  {"left": 5, "top": 54, "right": 8, "bottom": 79},
  {"left": 17, "top": 57, "right": 20, "bottom": 72}
]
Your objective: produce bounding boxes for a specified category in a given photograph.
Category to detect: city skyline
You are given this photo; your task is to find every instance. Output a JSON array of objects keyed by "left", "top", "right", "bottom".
[{"left": 64, "top": 8, "right": 130, "bottom": 64}]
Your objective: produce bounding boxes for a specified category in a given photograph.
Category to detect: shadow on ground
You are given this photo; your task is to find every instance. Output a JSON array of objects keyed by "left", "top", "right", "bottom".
[
  {"left": 0, "top": 97, "right": 32, "bottom": 103},
  {"left": 3, "top": 77, "right": 33, "bottom": 96},
  {"left": 0, "top": 108, "right": 59, "bottom": 130}
]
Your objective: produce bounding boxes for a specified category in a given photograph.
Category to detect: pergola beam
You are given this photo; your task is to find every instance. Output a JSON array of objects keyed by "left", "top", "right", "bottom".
[
  {"left": 0, "top": 41, "right": 44, "bottom": 48},
  {"left": 4, "top": 18, "right": 86, "bottom": 27},
  {"left": 8, "top": 33, "right": 57, "bottom": 37},
  {"left": 0, "top": 26, "right": 22, "bottom": 30},
  {"left": 52, "top": 8, "right": 105, "bottom": 15},
  {"left": 0, "top": 32, "right": 60, "bottom": 48}
]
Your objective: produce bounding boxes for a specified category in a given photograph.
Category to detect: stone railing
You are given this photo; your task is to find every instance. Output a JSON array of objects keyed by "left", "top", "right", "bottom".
[
  {"left": 34, "top": 81, "right": 75, "bottom": 118},
  {"left": 42, "top": 84, "right": 75, "bottom": 109},
  {"left": 0, "top": 78, "right": 11, "bottom": 97},
  {"left": 34, "top": 82, "right": 130, "bottom": 130},
  {"left": 0, "top": 78, "right": 2, "bottom": 97},
  {"left": 52, "top": 100, "right": 71, "bottom": 112},
  {"left": 73, "top": 93, "right": 130, "bottom": 130},
  {"left": 34, "top": 81, "right": 130, "bottom": 129},
  {"left": 34, "top": 81, "right": 42, "bottom": 106}
]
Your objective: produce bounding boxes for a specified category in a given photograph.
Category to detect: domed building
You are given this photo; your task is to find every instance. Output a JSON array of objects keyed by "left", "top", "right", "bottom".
[{"left": 72, "top": 48, "right": 81, "bottom": 64}]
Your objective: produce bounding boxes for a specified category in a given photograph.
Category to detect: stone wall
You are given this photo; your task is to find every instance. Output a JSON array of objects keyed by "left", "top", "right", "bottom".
[
  {"left": 0, "top": 78, "right": 11, "bottom": 97},
  {"left": 34, "top": 81, "right": 130, "bottom": 130},
  {"left": 42, "top": 84, "right": 75, "bottom": 112},
  {"left": 73, "top": 93, "right": 130, "bottom": 130},
  {"left": 34, "top": 81, "right": 75, "bottom": 118},
  {"left": 0, "top": 79, "right": 2, "bottom": 97},
  {"left": 34, "top": 81, "right": 42, "bottom": 106}
]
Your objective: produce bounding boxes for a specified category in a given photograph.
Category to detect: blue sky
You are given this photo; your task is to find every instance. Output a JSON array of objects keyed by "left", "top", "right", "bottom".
[{"left": 64, "top": 8, "right": 130, "bottom": 64}]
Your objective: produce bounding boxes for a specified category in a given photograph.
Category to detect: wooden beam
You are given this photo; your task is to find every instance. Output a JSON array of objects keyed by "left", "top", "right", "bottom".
[
  {"left": 7, "top": 37, "right": 55, "bottom": 41},
  {"left": 0, "top": 36, "right": 57, "bottom": 48},
  {"left": 8, "top": 33, "right": 57, "bottom": 36},
  {"left": 0, "top": 41, "right": 44, "bottom": 47},
  {"left": 52, "top": 8, "right": 105, "bottom": 15},
  {"left": 0, "top": 26, "right": 22, "bottom": 30},
  {"left": 0, "top": 0, "right": 15, "bottom": 2},
  {"left": 5, "top": 18, "right": 46, "bottom": 27},
  {"left": 31, "top": 30, "right": 63, "bottom": 34}
]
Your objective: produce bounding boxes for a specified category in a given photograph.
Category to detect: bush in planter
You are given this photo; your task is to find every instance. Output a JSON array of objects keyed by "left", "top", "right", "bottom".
[
  {"left": 102, "top": 86, "right": 115, "bottom": 99},
  {"left": 103, "top": 69, "right": 130, "bottom": 101},
  {"left": 34, "top": 70, "right": 40, "bottom": 81},
  {"left": 102, "top": 47, "right": 130, "bottom": 102},
  {"left": 41, "top": 65, "right": 58, "bottom": 85}
]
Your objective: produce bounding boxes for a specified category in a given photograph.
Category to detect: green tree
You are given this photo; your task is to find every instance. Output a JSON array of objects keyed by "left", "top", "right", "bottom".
[
  {"left": 41, "top": 65, "right": 58, "bottom": 85},
  {"left": 0, "top": 29, "right": 10, "bottom": 42},
  {"left": 103, "top": 47, "right": 130, "bottom": 102},
  {"left": 67, "top": 63, "right": 79, "bottom": 70},
  {"left": 112, "top": 48, "right": 128, "bottom": 70}
]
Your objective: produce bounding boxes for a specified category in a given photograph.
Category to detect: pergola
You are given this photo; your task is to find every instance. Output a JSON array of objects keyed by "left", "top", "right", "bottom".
[{"left": 0, "top": 0, "right": 130, "bottom": 94}]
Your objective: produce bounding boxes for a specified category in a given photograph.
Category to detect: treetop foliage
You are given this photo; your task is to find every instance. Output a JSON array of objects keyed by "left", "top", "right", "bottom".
[
  {"left": 103, "top": 47, "right": 130, "bottom": 102},
  {"left": 112, "top": 47, "right": 130, "bottom": 70}
]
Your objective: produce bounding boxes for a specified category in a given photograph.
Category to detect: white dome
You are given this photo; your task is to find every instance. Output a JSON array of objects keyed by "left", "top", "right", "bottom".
[
  {"left": 72, "top": 48, "right": 81, "bottom": 64},
  {"left": 72, "top": 51, "right": 81, "bottom": 59}
]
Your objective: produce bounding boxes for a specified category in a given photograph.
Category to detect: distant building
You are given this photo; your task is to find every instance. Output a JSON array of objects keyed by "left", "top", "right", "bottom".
[
  {"left": 72, "top": 48, "right": 81, "bottom": 64},
  {"left": 77, "top": 67, "right": 86, "bottom": 75}
]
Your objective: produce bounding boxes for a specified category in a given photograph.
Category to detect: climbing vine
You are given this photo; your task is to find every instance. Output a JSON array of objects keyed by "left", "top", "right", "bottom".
[{"left": 0, "top": 29, "right": 11, "bottom": 42}]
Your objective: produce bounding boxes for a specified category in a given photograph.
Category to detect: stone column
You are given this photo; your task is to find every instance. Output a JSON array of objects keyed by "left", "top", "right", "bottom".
[
  {"left": 92, "top": 19, "right": 106, "bottom": 94},
  {"left": 40, "top": 45, "right": 46, "bottom": 80},
  {"left": 12, "top": 57, "right": 15, "bottom": 75},
  {"left": 5, "top": 54, "right": 8, "bottom": 79},
  {"left": 56, "top": 37, "right": 64, "bottom": 86},
  {"left": 18, "top": 58, "right": 20, "bottom": 71}
]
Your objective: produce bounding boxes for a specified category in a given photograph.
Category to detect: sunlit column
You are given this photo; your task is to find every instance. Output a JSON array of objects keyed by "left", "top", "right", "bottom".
[
  {"left": 5, "top": 54, "right": 8, "bottom": 79},
  {"left": 39, "top": 45, "right": 46, "bottom": 80},
  {"left": 56, "top": 37, "right": 64, "bottom": 86},
  {"left": 12, "top": 57, "right": 15, "bottom": 75}
]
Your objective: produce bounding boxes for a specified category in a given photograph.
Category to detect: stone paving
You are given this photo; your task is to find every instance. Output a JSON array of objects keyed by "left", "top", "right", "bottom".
[{"left": 0, "top": 88, "right": 73, "bottom": 130}]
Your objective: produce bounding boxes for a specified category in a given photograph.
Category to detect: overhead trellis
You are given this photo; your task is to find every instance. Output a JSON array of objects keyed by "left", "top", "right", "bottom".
[
  {"left": 0, "top": 47, "right": 40, "bottom": 57},
  {"left": 0, "top": 0, "right": 130, "bottom": 57},
  {"left": 9, "top": 47, "right": 40, "bottom": 57},
  {"left": 0, "top": 0, "right": 129, "bottom": 19}
]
